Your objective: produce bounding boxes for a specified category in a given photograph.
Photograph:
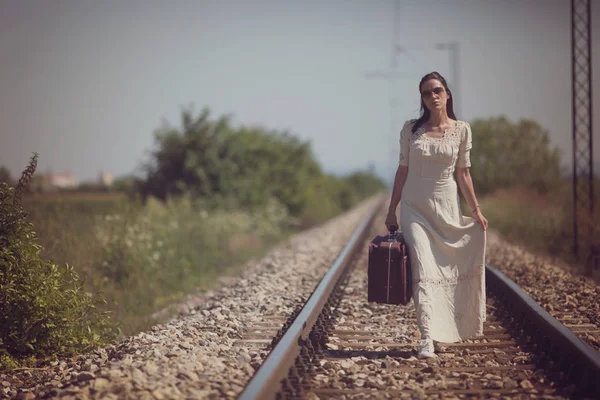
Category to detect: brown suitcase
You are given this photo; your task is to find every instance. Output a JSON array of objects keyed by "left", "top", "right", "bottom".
[{"left": 368, "top": 225, "right": 413, "bottom": 305}]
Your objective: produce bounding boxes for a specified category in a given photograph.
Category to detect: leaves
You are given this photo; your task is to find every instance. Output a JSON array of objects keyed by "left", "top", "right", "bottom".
[
  {"left": 135, "top": 106, "right": 386, "bottom": 223},
  {"left": 470, "top": 116, "right": 563, "bottom": 195},
  {"left": 14, "top": 153, "right": 38, "bottom": 204},
  {"left": 0, "top": 155, "right": 113, "bottom": 370}
]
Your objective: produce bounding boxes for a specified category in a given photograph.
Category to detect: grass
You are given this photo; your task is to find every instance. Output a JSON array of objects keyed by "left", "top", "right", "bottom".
[
  {"left": 23, "top": 192, "right": 299, "bottom": 337},
  {"left": 477, "top": 183, "right": 600, "bottom": 279},
  {"left": 23, "top": 181, "right": 598, "bottom": 341}
]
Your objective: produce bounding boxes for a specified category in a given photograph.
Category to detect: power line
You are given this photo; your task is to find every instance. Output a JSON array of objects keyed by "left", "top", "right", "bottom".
[
  {"left": 362, "top": 1, "right": 413, "bottom": 185},
  {"left": 361, "top": 1, "right": 463, "bottom": 185}
]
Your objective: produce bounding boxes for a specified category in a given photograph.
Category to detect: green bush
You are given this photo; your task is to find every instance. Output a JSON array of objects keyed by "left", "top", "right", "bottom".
[
  {"left": 0, "top": 154, "right": 113, "bottom": 370},
  {"left": 470, "top": 116, "right": 563, "bottom": 196},
  {"left": 135, "top": 106, "right": 386, "bottom": 224}
]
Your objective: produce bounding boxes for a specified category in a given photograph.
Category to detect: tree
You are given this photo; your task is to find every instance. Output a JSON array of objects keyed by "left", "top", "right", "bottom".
[
  {"left": 137, "top": 107, "right": 232, "bottom": 202},
  {"left": 469, "top": 116, "right": 563, "bottom": 195},
  {"left": 136, "top": 106, "right": 387, "bottom": 219},
  {"left": 137, "top": 107, "right": 322, "bottom": 214}
]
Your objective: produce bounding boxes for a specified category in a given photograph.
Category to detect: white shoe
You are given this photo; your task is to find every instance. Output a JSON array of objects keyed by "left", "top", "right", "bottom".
[{"left": 417, "top": 338, "right": 436, "bottom": 359}]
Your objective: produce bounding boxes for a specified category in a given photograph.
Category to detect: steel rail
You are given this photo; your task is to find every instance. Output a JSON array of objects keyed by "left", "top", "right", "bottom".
[
  {"left": 238, "top": 196, "right": 384, "bottom": 400},
  {"left": 485, "top": 263, "right": 600, "bottom": 397},
  {"left": 238, "top": 197, "right": 600, "bottom": 399}
]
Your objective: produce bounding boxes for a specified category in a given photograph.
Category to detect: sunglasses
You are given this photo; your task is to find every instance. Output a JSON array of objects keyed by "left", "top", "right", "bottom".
[{"left": 421, "top": 87, "right": 445, "bottom": 98}]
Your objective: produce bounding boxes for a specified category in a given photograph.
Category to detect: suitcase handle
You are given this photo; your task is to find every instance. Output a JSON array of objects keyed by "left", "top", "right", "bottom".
[{"left": 387, "top": 225, "right": 402, "bottom": 242}]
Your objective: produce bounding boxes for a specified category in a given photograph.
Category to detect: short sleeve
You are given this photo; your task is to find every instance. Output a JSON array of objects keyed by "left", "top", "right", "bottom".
[
  {"left": 457, "top": 122, "right": 473, "bottom": 168},
  {"left": 399, "top": 120, "right": 412, "bottom": 166}
]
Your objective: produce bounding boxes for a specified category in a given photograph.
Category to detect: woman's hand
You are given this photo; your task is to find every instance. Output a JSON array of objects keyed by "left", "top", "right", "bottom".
[
  {"left": 385, "top": 210, "right": 398, "bottom": 232},
  {"left": 472, "top": 208, "right": 488, "bottom": 230}
]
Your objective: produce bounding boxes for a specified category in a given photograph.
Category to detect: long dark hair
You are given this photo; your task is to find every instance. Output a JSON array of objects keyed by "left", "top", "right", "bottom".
[{"left": 411, "top": 71, "right": 457, "bottom": 133}]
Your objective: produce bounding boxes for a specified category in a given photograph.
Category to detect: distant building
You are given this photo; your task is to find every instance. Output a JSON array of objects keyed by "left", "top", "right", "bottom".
[
  {"left": 47, "top": 172, "right": 78, "bottom": 188},
  {"left": 98, "top": 171, "right": 114, "bottom": 187}
]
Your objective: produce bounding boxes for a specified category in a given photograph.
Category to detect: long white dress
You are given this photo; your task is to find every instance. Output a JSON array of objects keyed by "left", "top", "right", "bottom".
[{"left": 399, "top": 119, "right": 486, "bottom": 343}]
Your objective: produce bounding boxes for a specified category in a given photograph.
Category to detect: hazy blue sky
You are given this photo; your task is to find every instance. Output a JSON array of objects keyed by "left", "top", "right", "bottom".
[{"left": 1, "top": 0, "right": 598, "bottom": 183}]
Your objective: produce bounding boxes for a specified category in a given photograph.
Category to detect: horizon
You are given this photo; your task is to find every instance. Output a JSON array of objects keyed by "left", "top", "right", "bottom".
[{"left": 1, "top": 0, "right": 598, "bottom": 185}]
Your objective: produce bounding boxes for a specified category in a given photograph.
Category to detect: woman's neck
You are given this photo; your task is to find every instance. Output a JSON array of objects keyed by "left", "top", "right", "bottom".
[{"left": 427, "top": 110, "right": 450, "bottom": 127}]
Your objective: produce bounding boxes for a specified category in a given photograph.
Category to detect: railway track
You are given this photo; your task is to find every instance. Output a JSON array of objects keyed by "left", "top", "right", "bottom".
[{"left": 236, "top": 198, "right": 600, "bottom": 400}]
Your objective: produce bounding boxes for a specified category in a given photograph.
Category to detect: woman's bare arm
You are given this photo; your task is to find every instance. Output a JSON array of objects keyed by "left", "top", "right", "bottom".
[
  {"left": 455, "top": 167, "right": 478, "bottom": 210},
  {"left": 456, "top": 167, "right": 488, "bottom": 229}
]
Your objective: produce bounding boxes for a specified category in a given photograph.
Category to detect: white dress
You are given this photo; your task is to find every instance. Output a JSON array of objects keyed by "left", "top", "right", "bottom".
[{"left": 399, "top": 119, "right": 486, "bottom": 343}]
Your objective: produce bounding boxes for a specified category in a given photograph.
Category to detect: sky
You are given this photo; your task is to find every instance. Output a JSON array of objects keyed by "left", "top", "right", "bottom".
[{"left": 1, "top": 0, "right": 599, "bottom": 185}]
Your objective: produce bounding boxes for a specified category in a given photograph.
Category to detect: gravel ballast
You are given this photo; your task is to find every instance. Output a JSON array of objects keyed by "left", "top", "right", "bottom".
[
  {"left": 2, "top": 196, "right": 381, "bottom": 400},
  {"left": 2, "top": 196, "right": 598, "bottom": 399},
  {"left": 486, "top": 230, "right": 600, "bottom": 352},
  {"left": 303, "top": 207, "right": 572, "bottom": 399}
]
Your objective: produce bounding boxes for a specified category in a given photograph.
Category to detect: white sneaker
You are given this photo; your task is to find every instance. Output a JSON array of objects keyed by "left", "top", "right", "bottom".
[{"left": 417, "top": 338, "right": 436, "bottom": 359}]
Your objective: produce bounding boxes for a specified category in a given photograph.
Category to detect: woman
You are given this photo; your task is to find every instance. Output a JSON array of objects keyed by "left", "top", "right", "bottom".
[{"left": 385, "top": 71, "right": 488, "bottom": 359}]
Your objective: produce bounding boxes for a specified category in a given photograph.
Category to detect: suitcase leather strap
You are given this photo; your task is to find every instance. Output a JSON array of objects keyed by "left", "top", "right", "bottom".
[{"left": 387, "top": 244, "right": 392, "bottom": 302}]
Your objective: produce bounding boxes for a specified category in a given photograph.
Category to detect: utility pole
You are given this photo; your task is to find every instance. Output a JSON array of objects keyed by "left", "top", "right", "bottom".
[
  {"left": 362, "top": 2, "right": 463, "bottom": 186},
  {"left": 571, "top": 0, "right": 595, "bottom": 276},
  {"left": 363, "top": 0, "right": 413, "bottom": 186}
]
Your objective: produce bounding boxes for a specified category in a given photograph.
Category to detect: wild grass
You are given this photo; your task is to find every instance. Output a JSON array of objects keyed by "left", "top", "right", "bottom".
[
  {"left": 26, "top": 180, "right": 599, "bottom": 340},
  {"left": 1, "top": 156, "right": 112, "bottom": 370},
  {"left": 24, "top": 194, "right": 297, "bottom": 336},
  {"left": 478, "top": 182, "right": 600, "bottom": 278}
]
